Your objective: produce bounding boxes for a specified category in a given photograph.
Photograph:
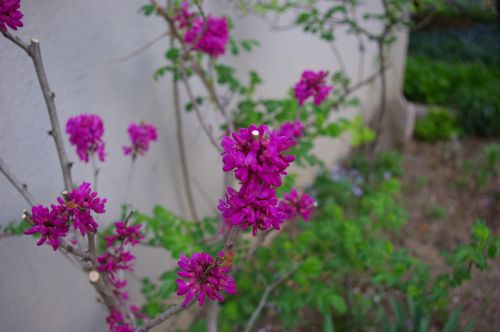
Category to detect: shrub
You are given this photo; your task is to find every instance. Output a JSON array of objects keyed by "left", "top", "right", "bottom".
[
  {"left": 414, "top": 107, "right": 462, "bottom": 142},
  {"left": 404, "top": 56, "right": 500, "bottom": 137}
]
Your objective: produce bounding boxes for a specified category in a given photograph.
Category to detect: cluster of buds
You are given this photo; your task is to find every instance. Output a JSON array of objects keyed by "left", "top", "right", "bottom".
[
  {"left": 23, "top": 182, "right": 106, "bottom": 250},
  {"left": 174, "top": 2, "right": 229, "bottom": 58}
]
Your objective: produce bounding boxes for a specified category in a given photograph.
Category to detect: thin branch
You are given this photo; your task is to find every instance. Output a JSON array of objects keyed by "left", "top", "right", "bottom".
[
  {"left": 206, "top": 301, "right": 219, "bottom": 332},
  {"left": 171, "top": 40, "right": 199, "bottom": 222},
  {"left": 1, "top": 29, "right": 29, "bottom": 52},
  {"left": 230, "top": 230, "right": 271, "bottom": 276},
  {"left": 243, "top": 265, "right": 301, "bottom": 332},
  {"left": 0, "top": 157, "right": 37, "bottom": 206},
  {"left": 179, "top": 68, "right": 222, "bottom": 153},
  {"left": 329, "top": 43, "right": 347, "bottom": 76},
  {"left": 136, "top": 301, "right": 195, "bottom": 332},
  {"left": 107, "top": 32, "right": 168, "bottom": 64},
  {"left": 28, "top": 39, "right": 74, "bottom": 190},
  {"left": 150, "top": 0, "right": 234, "bottom": 131}
]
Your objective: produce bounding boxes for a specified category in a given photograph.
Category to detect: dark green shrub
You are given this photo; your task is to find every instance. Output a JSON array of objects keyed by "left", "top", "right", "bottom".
[
  {"left": 455, "top": 90, "right": 500, "bottom": 137},
  {"left": 414, "top": 107, "right": 462, "bottom": 142},
  {"left": 404, "top": 56, "right": 500, "bottom": 137}
]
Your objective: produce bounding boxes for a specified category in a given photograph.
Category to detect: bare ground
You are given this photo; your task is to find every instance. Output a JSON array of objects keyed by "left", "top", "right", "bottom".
[{"left": 400, "top": 138, "right": 500, "bottom": 331}]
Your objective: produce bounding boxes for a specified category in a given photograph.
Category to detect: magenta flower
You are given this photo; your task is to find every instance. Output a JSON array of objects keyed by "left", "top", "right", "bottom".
[
  {"left": 218, "top": 184, "right": 287, "bottom": 235},
  {"left": 66, "top": 114, "right": 106, "bottom": 163},
  {"left": 277, "top": 121, "right": 304, "bottom": 147},
  {"left": 184, "top": 16, "right": 229, "bottom": 58},
  {"left": 176, "top": 251, "right": 236, "bottom": 307},
  {"left": 294, "top": 70, "right": 333, "bottom": 106},
  {"left": 104, "top": 221, "right": 144, "bottom": 247},
  {"left": 24, "top": 205, "right": 69, "bottom": 250},
  {"left": 0, "top": 0, "right": 23, "bottom": 32},
  {"left": 97, "top": 250, "right": 135, "bottom": 274},
  {"left": 280, "top": 189, "right": 316, "bottom": 221},
  {"left": 106, "top": 310, "right": 134, "bottom": 332},
  {"left": 57, "top": 182, "right": 106, "bottom": 236},
  {"left": 174, "top": 1, "right": 195, "bottom": 29},
  {"left": 221, "top": 124, "right": 295, "bottom": 189},
  {"left": 122, "top": 122, "right": 158, "bottom": 158}
]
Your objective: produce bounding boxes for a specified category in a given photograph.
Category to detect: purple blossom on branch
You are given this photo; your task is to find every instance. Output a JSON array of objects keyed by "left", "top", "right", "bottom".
[
  {"left": 24, "top": 205, "right": 69, "bottom": 250},
  {"left": 123, "top": 122, "right": 158, "bottom": 158},
  {"left": 218, "top": 184, "right": 286, "bottom": 235},
  {"left": 106, "top": 310, "right": 134, "bottom": 332},
  {"left": 57, "top": 181, "right": 106, "bottom": 236},
  {"left": 184, "top": 16, "right": 229, "bottom": 57},
  {"left": 294, "top": 70, "right": 333, "bottom": 106},
  {"left": 221, "top": 124, "right": 295, "bottom": 189},
  {"left": 175, "top": 2, "right": 229, "bottom": 58},
  {"left": 0, "top": 0, "right": 23, "bottom": 32},
  {"left": 280, "top": 189, "right": 316, "bottom": 221},
  {"left": 66, "top": 114, "right": 106, "bottom": 163},
  {"left": 176, "top": 251, "right": 236, "bottom": 307},
  {"left": 277, "top": 121, "right": 304, "bottom": 147},
  {"left": 104, "top": 221, "right": 144, "bottom": 247}
]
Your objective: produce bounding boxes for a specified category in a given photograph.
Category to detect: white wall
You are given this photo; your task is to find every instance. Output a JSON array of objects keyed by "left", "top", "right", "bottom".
[{"left": 0, "top": 1, "right": 407, "bottom": 331}]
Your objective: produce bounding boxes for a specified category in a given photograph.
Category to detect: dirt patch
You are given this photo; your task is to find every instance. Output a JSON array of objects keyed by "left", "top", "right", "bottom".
[{"left": 400, "top": 138, "right": 500, "bottom": 331}]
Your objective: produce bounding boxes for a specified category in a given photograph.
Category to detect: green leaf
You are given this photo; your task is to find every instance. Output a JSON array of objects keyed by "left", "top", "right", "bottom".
[
  {"left": 140, "top": 4, "right": 155, "bottom": 16},
  {"left": 323, "top": 313, "right": 334, "bottom": 332},
  {"left": 442, "top": 308, "right": 461, "bottom": 332},
  {"left": 328, "top": 294, "right": 347, "bottom": 315},
  {"left": 165, "top": 48, "right": 180, "bottom": 61}
]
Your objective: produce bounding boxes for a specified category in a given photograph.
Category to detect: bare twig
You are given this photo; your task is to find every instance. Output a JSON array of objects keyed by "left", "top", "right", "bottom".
[
  {"left": 172, "top": 42, "right": 199, "bottom": 221},
  {"left": 329, "top": 43, "right": 347, "bottom": 75},
  {"left": 243, "top": 265, "right": 301, "bottom": 332},
  {"left": 2, "top": 31, "right": 73, "bottom": 190},
  {"left": 108, "top": 32, "right": 168, "bottom": 64},
  {"left": 0, "top": 157, "right": 37, "bottom": 206},
  {"left": 179, "top": 68, "right": 222, "bottom": 153},
  {"left": 206, "top": 301, "right": 219, "bottom": 332},
  {"left": 149, "top": 0, "right": 234, "bottom": 131},
  {"left": 136, "top": 301, "right": 194, "bottom": 332},
  {"left": 29, "top": 39, "right": 74, "bottom": 190},
  {"left": 1, "top": 31, "right": 123, "bottom": 314}
]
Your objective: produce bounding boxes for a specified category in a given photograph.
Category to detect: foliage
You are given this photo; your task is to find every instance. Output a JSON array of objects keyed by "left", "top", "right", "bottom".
[
  {"left": 414, "top": 107, "right": 462, "bottom": 142},
  {"left": 409, "top": 23, "right": 500, "bottom": 66},
  {"left": 417, "top": 0, "right": 498, "bottom": 22},
  {"left": 463, "top": 143, "right": 500, "bottom": 189},
  {"left": 404, "top": 56, "right": 500, "bottom": 137},
  {"left": 204, "top": 153, "right": 499, "bottom": 331}
]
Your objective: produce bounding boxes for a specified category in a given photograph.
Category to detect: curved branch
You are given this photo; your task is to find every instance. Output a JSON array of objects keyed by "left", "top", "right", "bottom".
[
  {"left": 243, "top": 264, "right": 301, "bottom": 332},
  {"left": 0, "top": 157, "right": 37, "bottom": 206}
]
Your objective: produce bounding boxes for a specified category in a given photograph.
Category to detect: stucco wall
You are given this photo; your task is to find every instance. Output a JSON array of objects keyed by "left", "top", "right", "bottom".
[{"left": 0, "top": 1, "right": 407, "bottom": 331}]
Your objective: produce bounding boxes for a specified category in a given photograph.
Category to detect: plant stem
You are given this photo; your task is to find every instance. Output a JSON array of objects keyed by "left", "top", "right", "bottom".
[{"left": 172, "top": 44, "right": 199, "bottom": 221}]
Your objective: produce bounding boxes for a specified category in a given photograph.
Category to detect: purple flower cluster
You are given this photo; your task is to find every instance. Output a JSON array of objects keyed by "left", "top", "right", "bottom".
[
  {"left": 175, "top": 2, "right": 229, "bottom": 58},
  {"left": 24, "top": 182, "right": 106, "bottom": 250},
  {"left": 58, "top": 181, "right": 106, "bottom": 235},
  {"left": 0, "top": 0, "right": 23, "bottom": 32},
  {"left": 123, "top": 122, "right": 158, "bottom": 158},
  {"left": 98, "top": 221, "right": 143, "bottom": 309},
  {"left": 24, "top": 205, "right": 69, "bottom": 250},
  {"left": 277, "top": 121, "right": 304, "bottom": 147},
  {"left": 176, "top": 251, "right": 236, "bottom": 307},
  {"left": 104, "top": 221, "right": 144, "bottom": 247},
  {"left": 66, "top": 114, "right": 106, "bottom": 163},
  {"left": 294, "top": 70, "right": 333, "bottom": 106},
  {"left": 106, "top": 310, "right": 134, "bottom": 332},
  {"left": 280, "top": 189, "right": 316, "bottom": 221},
  {"left": 218, "top": 124, "right": 295, "bottom": 235}
]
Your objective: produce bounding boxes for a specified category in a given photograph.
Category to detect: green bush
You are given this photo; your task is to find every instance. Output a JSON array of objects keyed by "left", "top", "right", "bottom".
[
  {"left": 404, "top": 56, "right": 500, "bottom": 137},
  {"left": 414, "top": 107, "right": 462, "bottom": 142},
  {"left": 409, "top": 24, "right": 500, "bottom": 66}
]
